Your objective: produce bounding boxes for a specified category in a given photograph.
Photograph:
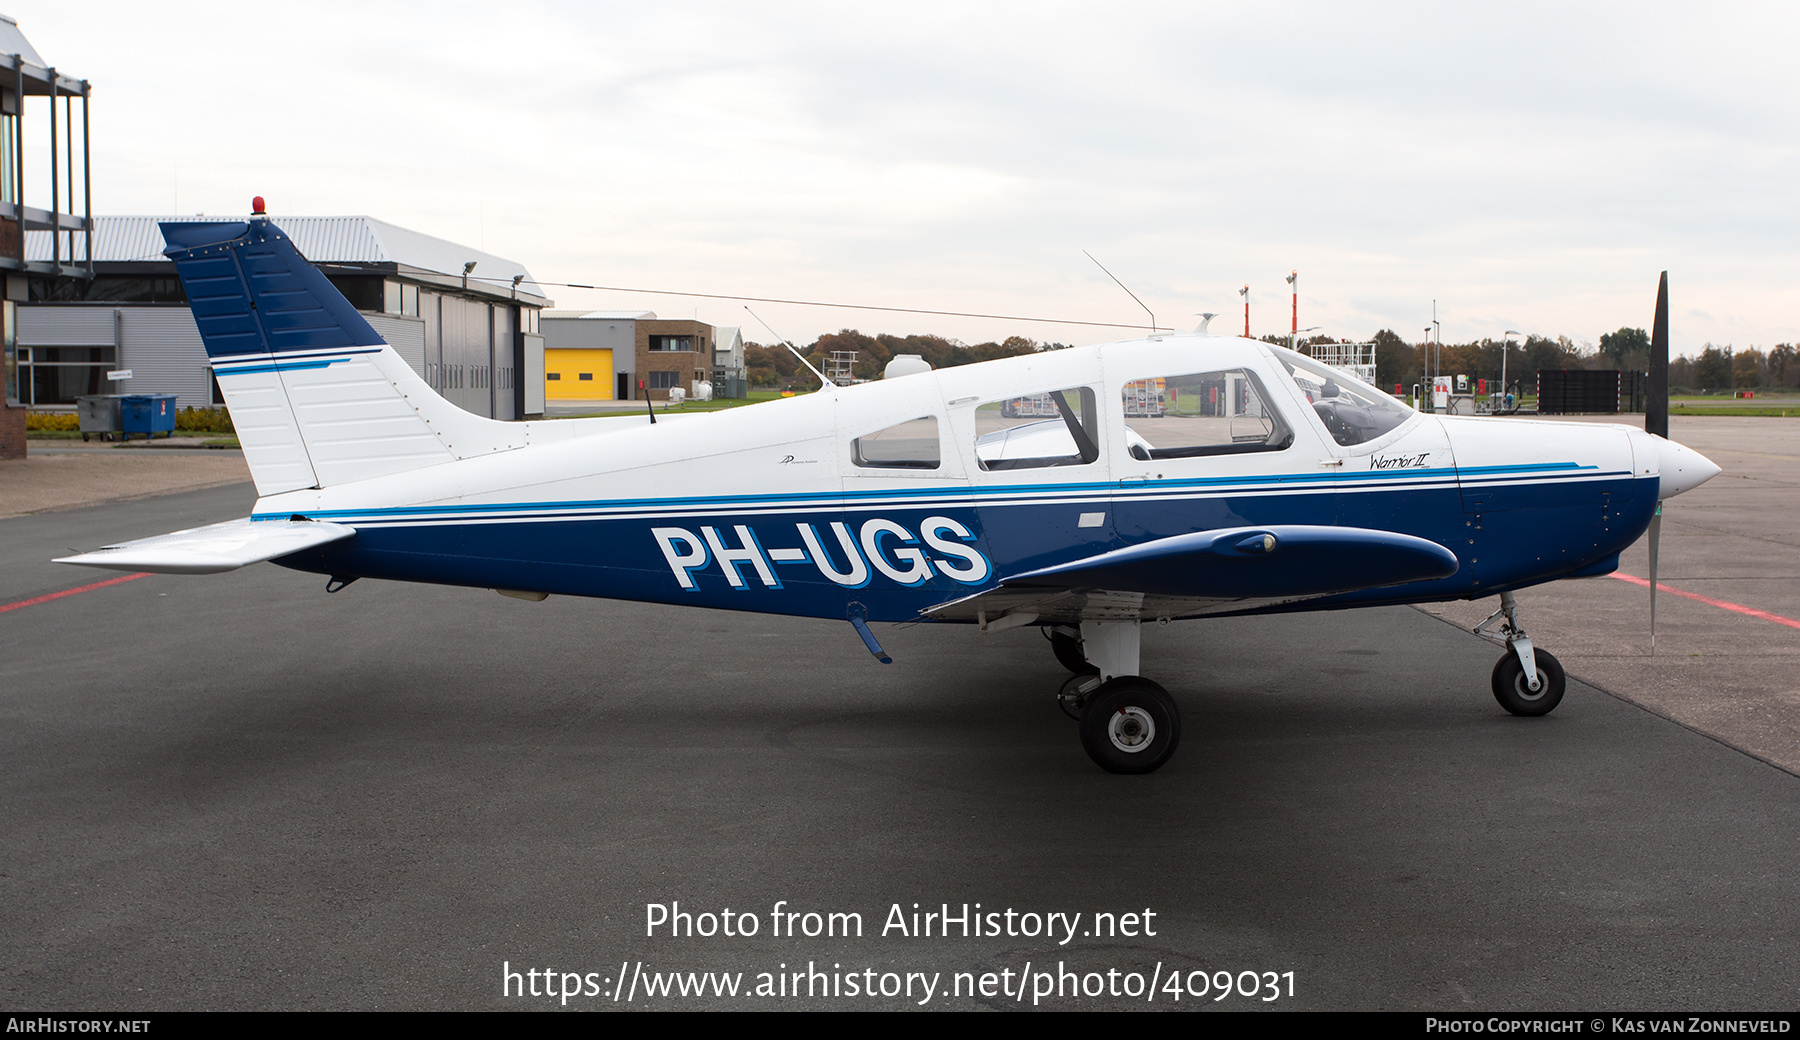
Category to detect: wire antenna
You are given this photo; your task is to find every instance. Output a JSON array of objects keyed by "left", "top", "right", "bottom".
[
  {"left": 744, "top": 306, "right": 834, "bottom": 392},
  {"left": 1082, "top": 250, "right": 1160, "bottom": 332}
]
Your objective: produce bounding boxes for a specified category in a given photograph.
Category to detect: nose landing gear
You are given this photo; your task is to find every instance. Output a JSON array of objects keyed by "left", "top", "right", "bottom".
[{"left": 1475, "top": 592, "right": 1567, "bottom": 716}]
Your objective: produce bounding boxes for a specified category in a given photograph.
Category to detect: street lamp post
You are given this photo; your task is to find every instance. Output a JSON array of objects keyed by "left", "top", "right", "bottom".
[
  {"left": 1431, "top": 307, "right": 1441, "bottom": 388},
  {"left": 1502, "top": 330, "right": 1522, "bottom": 413},
  {"left": 1423, "top": 327, "right": 1435, "bottom": 412}
]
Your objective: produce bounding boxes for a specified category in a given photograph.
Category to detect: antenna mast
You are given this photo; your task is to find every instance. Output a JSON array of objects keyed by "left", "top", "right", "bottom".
[
  {"left": 1083, "top": 250, "right": 1159, "bottom": 332},
  {"left": 745, "top": 306, "right": 834, "bottom": 392}
]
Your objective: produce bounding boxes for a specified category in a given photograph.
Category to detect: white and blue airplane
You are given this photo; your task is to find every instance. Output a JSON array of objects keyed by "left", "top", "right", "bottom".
[{"left": 57, "top": 211, "right": 1720, "bottom": 774}]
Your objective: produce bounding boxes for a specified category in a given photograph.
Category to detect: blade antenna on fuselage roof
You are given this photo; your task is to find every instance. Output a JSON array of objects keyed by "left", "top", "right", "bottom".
[{"left": 745, "top": 306, "right": 835, "bottom": 393}]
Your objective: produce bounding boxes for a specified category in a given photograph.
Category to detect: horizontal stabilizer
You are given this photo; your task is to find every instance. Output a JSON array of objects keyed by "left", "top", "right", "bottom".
[
  {"left": 55, "top": 518, "right": 355, "bottom": 575},
  {"left": 926, "top": 525, "right": 1458, "bottom": 623}
]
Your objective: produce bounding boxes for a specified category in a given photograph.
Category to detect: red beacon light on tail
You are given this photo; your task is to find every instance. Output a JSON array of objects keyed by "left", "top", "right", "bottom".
[{"left": 251, "top": 196, "right": 266, "bottom": 216}]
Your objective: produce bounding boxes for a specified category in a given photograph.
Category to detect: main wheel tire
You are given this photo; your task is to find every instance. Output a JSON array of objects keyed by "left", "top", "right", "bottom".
[
  {"left": 1079, "top": 677, "right": 1181, "bottom": 774},
  {"left": 1049, "top": 630, "right": 1096, "bottom": 675},
  {"left": 1491, "top": 648, "right": 1566, "bottom": 717}
]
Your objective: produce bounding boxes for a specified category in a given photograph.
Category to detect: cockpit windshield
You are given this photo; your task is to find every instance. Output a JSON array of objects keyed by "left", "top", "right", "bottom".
[{"left": 1269, "top": 345, "right": 1413, "bottom": 447}]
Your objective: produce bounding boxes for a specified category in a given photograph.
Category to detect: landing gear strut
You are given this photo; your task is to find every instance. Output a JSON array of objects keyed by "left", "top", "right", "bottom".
[
  {"left": 1475, "top": 592, "right": 1567, "bottom": 716},
  {"left": 1057, "top": 672, "right": 1102, "bottom": 720},
  {"left": 1049, "top": 621, "right": 1182, "bottom": 773}
]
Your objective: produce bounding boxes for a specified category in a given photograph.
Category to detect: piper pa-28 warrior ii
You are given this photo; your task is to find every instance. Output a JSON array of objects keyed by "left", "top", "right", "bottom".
[{"left": 57, "top": 207, "right": 1721, "bottom": 774}]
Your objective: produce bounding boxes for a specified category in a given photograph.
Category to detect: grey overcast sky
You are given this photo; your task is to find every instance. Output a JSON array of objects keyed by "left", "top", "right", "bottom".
[{"left": 10, "top": 1, "right": 1798, "bottom": 355}]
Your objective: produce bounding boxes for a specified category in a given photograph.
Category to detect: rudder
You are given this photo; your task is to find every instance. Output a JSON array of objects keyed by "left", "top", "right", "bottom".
[{"left": 162, "top": 217, "right": 520, "bottom": 495}]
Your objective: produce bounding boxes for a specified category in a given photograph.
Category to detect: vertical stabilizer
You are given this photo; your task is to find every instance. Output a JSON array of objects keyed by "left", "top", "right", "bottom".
[{"left": 161, "top": 217, "right": 521, "bottom": 495}]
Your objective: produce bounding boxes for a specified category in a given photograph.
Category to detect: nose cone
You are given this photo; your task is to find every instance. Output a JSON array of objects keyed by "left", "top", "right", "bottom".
[{"left": 1655, "top": 436, "right": 1721, "bottom": 500}]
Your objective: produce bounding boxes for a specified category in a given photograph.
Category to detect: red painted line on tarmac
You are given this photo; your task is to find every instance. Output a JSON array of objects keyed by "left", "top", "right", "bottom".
[
  {"left": 1611, "top": 573, "right": 1800, "bottom": 631},
  {"left": 0, "top": 572, "right": 154, "bottom": 614}
]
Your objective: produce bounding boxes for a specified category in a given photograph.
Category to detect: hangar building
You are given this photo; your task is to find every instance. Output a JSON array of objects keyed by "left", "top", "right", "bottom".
[
  {"left": 542, "top": 310, "right": 748, "bottom": 402},
  {"left": 18, "top": 214, "right": 551, "bottom": 420}
]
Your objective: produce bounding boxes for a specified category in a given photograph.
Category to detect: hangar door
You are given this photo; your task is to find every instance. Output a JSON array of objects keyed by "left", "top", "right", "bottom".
[{"left": 544, "top": 348, "right": 614, "bottom": 400}]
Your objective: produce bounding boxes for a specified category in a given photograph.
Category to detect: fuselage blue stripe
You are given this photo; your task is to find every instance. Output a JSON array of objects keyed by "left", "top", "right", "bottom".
[{"left": 248, "top": 462, "right": 1623, "bottom": 524}]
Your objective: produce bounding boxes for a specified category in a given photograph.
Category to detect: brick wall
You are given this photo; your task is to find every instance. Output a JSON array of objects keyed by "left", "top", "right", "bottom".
[
  {"left": 634, "top": 320, "right": 715, "bottom": 401},
  {"left": 0, "top": 402, "right": 24, "bottom": 460}
]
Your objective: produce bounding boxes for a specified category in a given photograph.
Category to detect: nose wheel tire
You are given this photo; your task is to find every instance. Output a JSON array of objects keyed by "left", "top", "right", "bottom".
[
  {"left": 1491, "top": 648, "right": 1566, "bottom": 717},
  {"left": 1078, "top": 677, "right": 1181, "bottom": 774}
]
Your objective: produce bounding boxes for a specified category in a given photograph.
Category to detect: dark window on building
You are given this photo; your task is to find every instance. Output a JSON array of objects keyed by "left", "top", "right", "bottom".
[
  {"left": 546, "top": 372, "right": 561, "bottom": 381},
  {"left": 29, "top": 276, "right": 187, "bottom": 303},
  {"left": 327, "top": 276, "right": 383, "bottom": 313},
  {"left": 21, "top": 345, "right": 117, "bottom": 406},
  {"left": 648, "top": 371, "right": 680, "bottom": 389},
  {"left": 578, "top": 372, "right": 592, "bottom": 381},
  {"left": 648, "top": 336, "right": 693, "bottom": 352}
]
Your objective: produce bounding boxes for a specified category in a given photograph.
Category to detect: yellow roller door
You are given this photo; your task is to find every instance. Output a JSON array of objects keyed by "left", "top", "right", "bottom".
[{"left": 544, "top": 348, "right": 614, "bottom": 400}]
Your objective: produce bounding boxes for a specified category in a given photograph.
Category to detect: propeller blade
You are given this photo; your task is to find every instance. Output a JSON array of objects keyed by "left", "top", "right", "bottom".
[
  {"left": 1648, "top": 271, "right": 1669, "bottom": 439},
  {"left": 1647, "top": 272, "right": 1669, "bottom": 653},
  {"left": 1648, "top": 505, "right": 1661, "bottom": 655}
]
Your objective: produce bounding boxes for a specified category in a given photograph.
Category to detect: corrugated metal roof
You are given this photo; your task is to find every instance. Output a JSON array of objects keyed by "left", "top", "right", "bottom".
[
  {"left": 543, "top": 309, "right": 657, "bottom": 320},
  {"left": 25, "top": 215, "right": 544, "bottom": 297},
  {"left": 0, "top": 15, "right": 46, "bottom": 66}
]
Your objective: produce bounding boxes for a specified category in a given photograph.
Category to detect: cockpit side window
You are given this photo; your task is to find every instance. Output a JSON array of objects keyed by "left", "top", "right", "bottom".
[
  {"left": 973, "top": 387, "right": 1101, "bottom": 471},
  {"left": 1119, "top": 370, "right": 1292, "bottom": 460}
]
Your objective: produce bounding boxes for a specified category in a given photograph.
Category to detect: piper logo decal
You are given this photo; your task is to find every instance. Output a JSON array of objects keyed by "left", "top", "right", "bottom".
[{"left": 653, "top": 516, "right": 990, "bottom": 591}]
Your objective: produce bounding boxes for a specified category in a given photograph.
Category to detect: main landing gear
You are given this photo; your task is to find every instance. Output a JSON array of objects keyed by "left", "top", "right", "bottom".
[
  {"left": 1046, "top": 622, "right": 1181, "bottom": 774},
  {"left": 1474, "top": 591, "right": 1567, "bottom": 717}
]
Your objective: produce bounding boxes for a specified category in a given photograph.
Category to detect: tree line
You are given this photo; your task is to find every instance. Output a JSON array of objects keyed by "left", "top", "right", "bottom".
[
  {"left": 745, "top": 327, "right": 1796, "bottom": 393},
  {"left": 745, "top": 331, "right": 1071, "bottom": 387}
]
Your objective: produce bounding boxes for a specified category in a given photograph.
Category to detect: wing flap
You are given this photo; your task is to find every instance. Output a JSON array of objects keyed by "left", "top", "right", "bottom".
[
  {"left": 55, "top": 518, "right": 356, "bottom": 575},
  {"left": 926, "top": 525, "right": 1458, "bottom": 623}
]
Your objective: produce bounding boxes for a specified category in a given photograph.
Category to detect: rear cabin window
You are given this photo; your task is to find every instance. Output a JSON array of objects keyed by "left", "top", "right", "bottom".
[
  {"left": 853, "top": 416, "right": 941, "bottom": 470},
  {"left": 973, "top": 387, "right": 1101, "bottom": 471},
  {"left": 1120, "top": 370, "right": 1292, "bottom": 459}
]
